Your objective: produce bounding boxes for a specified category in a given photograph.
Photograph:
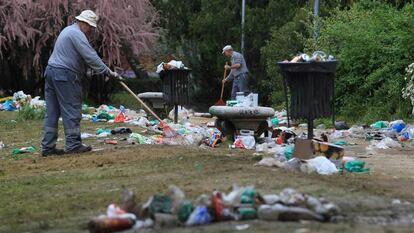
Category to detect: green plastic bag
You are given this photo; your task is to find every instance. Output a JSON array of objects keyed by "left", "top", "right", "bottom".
[
  {"left": 177, "top": 200, "right": 193, "bottom": 222},
  {"left": 96, "top": 128, "right": 111, "bottom": 134},
  {"left": 11, "top": 146, "right": 35, "bottom": 156},
  {"left": 129, "top": 133, "right": 150, "bottom": 144},
  {"left": 149, "top": 194, "right": 173, "bottom": 216},
  {"left": 333, "top": 140, "right": 349, "bottom": 146},
  {"left": 11, "top": 146, "right": 36, "bottom": 159},
  {"left": 97, "top": 112, "right": 114, "bottom": 121},
  {"left": 284, "top": 145, "right": 295, "bottom": 160},
  {"left": 271, "top": 118, "right": 279, "bottom": 127},
  {"left": 344, "top": 160, "right": 370, "bottom": 173},
  {"left": 240, "top": 187, "right": 257, "bottom": 204},
  {"left": 371, "top": 121, "right": 388, "bottom": 129}
]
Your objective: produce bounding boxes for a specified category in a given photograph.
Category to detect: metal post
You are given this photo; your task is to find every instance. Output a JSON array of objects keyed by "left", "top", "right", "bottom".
[
  {"left": 241, "top": 0, "right": 246, "bottom": 55},
  {"left": 282, "top": 75, "right": 290, "bottom": 128},
  {"left": 314, "top": 0, "right": 320, "bottom": 40},
  {"left": 174, "top": 104, "right": 178, "bottom": 124}
]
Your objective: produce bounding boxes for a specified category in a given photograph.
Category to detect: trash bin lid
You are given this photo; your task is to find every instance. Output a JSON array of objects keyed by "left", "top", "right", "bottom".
[{"left": 277, "top": 61, "right": 337, "bottom": 73}]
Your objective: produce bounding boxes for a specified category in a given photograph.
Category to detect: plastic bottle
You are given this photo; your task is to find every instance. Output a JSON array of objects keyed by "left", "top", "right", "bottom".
[
  {"left": 88, "top": 217, "right": 135, "bottom": 233},
  {"left": 212, "top": 192, "right": 224, "bottom": 221}
]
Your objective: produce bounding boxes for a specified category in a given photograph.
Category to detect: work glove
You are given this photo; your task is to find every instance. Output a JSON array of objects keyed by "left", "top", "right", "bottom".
[
  {"left": 108, "top": 70, "right": 124, "bottom": 81},
  {"left": 108, "top": 70, "right": 119, "bottom": 78},
  {"left": 224, "top": 64, "right": 231, "bottom": 70}
]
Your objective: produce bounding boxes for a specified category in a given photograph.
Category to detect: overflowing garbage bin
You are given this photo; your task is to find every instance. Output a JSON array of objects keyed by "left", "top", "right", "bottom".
[
  {"left": 159, "top": 69, "right": 191, "bottom": 123},
  {"left": 278, "top": 61, "right": 337, "bottom": 139}
]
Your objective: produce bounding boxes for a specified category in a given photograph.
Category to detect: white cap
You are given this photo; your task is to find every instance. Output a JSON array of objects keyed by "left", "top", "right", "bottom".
[
  {"left": 75, "top": 10, "right": 98, "bottom": 28},
  {"left": 222, "top": 45, "right": 233, "bottom": 54}
]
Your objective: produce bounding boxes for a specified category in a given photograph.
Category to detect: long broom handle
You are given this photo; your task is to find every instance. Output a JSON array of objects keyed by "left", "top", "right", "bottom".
[
  {"left": 119, "top": 81, "right": 163, "bottom": 123},
  {"left": 220, "top": 62, "right": 228, "bottom": 99}
]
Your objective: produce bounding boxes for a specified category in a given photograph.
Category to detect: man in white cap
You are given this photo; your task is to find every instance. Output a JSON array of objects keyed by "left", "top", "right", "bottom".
[
  {"left": 222, "top": 45, "right": 249, "bottom": 100},
  {"left": 41, "top": 10, "right": 119, "bottom": 156}
]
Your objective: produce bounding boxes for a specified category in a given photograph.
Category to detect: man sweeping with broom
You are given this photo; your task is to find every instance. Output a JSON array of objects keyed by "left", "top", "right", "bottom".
[
  {"left": 41, "top": 10, "right": 119, "bottom": 156},
  {"left": 222, "top": 45, "right": 249, "bottom": 100}
]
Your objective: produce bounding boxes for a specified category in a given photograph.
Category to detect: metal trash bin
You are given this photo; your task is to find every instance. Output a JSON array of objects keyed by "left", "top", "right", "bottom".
[
  {"left": 278, "top": 61, "right": 337, "bottom": 139},
  {"left": 159, "top": 69, "right": 191, "bottom": 123}
]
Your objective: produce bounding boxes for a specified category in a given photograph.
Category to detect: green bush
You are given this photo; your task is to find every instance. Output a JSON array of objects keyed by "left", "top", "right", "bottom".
[
  {"left": 310, "top": 1, "right": 414, "bottom": 122},
  {"left": 16, "top": 105, "right": 45, "bottom": 121}
]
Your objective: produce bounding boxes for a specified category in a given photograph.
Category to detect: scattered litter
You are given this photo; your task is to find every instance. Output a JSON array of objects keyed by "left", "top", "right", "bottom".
[
  {"left": 368, "top": 137, "right": 401, "bottom": 150},
  {"left": 334, "top": 121, "right": 349, "bottom": 130},
  {"left": 111, "top": 127, "right": 132, "bottom": 135},
  {"left": 342, "top": 160, "right": 370, "bottom": 173},
  {"left": 232, "top": 136, "right": 256, "bottom": 150},
  {"left": 11, "top": 146, "right": 36, "bottom": 159},
  {"left": 0, "top": 91, "right": 45, "bottom": 112},
  {"left": 0, "top": 141, "right": 4, "bottom": 149},
  {"left": 11, "top": 146, "right": 35, "bottom": 156},
  {"left": 89, "top": 185, "right": 340, "bottom": 232},
  {"left": 128, "top": 133, "right": 155, "bottom": 145},
  {"left": 105, "top": 140, "right": 118, "bottom": 145},
  {"left": 333, "top": 140, "right": 350, "bottom": 146},
  {"left": 390, "top": 120, "right": 406, "bottom": 133},
  {"left": 235, "top": 224, "right": 250, "bottom": 230},
  {"left": 304, "top": 156, "right": 338, "bottom": 175},
  {"left": 81, "top": 133, "right": 96, "bottom": 139},
  {"left": 157, "top": 60, "right": 188, "bottom": 73},
  {"left": 371, "top": 121, "right": 389, "bottom": 129},
  {"left": 284, "top": 51, "right": 335, "bottom": 63}
]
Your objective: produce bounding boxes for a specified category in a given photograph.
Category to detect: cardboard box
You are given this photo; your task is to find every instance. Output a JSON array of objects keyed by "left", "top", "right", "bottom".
[{"left": 293, "top": 139, "right": 344, "bottom": 160}]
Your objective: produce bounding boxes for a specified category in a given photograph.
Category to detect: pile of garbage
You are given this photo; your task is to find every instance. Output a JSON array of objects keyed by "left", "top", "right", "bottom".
[
  {"left": 156, "top": 60, "right": 189, "bottom": 73},
  {"left": 0, "top": 91, "right": 45, "bottom": 111},
  {"left": 252, "top": 116, "right": 414, "bottom": 175},
  {"left": 283, "top": 51, "right": 335, "bottom": 63},
  {"left": 80, "top": 104, "right": 218, "bottom": 147},
  {"left": 88, "top": 185, "right": 340, "bottom": 233}
]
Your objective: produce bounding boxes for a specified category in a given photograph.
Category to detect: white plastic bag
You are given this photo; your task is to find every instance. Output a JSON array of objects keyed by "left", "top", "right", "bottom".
[
  {"left": 370, "top": 137, "right": 401, "bottom": 149},
  {"left": 233, "top": 136, "right": 256, "bottom": 150},
  {"left": 305, "top": 156, "right": 338, "bottom": 175}
]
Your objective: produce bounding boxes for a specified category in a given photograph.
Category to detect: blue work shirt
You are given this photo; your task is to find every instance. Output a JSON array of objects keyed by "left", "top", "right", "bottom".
[
  {"left": 227, "top": 51, "right": 249, "bottom": 81},
  {"left": 48, "top": 23, "right": 109, "bottom": 75}
]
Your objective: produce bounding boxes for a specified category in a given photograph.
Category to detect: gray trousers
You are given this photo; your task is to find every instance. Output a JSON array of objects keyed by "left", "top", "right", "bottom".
[
  {"left": 231, "top": 73, "right": 249, "bottom": 100},
  {"left": 41, "top": 66, "right": 82, "bottom": 152}
]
